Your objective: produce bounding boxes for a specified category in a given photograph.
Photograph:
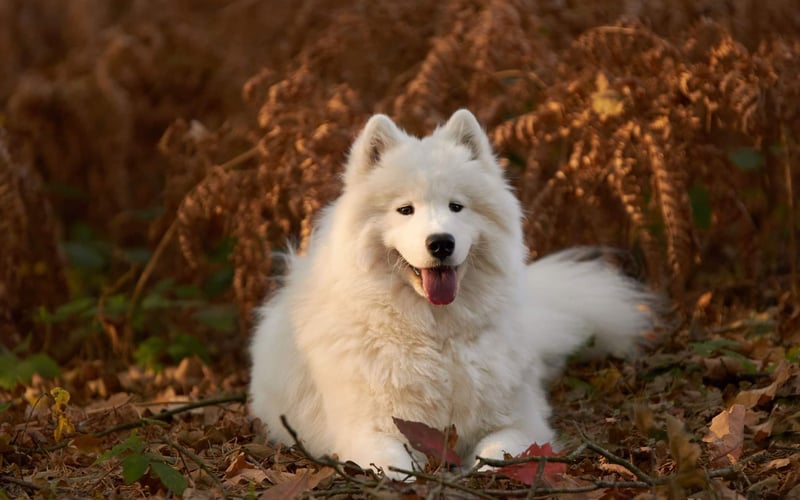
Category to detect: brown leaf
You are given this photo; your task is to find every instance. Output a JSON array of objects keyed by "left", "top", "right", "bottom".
[
  {"left": 496, "top": 443, "right": 566, "bottom": 486},
  {"left": 703, "top": 404, "right": 745, "bottom": 467},
  {"left": 591, "top": 72, "right": 625, "bottom": 120},
  {"left": 69, "top": 434, "right": 104, "bottom": 454},
  {"left": 633, "top": 403, "right": 655, "bottom": 435},
  {"left": 733, "top": 360, "right": 793, "bottom": 408},
  {"left": 258, "top": 468, "right": 333, "bottom": 500},
  {"left": 225, "top": 452, "right": 252, "bottom": 479},
  {"left": 392, "top": 417, "right": 461, "bottom": 467},
  {"left": 666, "top": 414, "right": 700, "bottom": 468}
]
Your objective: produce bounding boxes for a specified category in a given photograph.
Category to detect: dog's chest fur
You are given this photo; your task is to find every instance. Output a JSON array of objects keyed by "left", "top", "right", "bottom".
[{"left": 355, "top": 313, "right": 519, "bottom": 454}]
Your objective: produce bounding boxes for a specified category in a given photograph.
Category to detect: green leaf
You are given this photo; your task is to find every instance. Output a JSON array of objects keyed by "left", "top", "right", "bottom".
[
  {"left": 39, "top": 297, "right": 96, "bottom": 323},
  {"left": 135, "top": 337, "right": 166, "bottom": 371},
  {"left": 0, "top": 353, "right": 21, "bottom": 390},
  {"left": 151, "top": 278, "right": 176, "bottom": 294},
  {"left": 689, "top": 338, "right": 740, "bottom": 356},
  {"left": 141, "top": 293, "right": 173, "bottom": 311},
  {"left": 104, "top": 294, "right": 130, "bottom": 317},
  {"left": 166, "top": 334, "right": 210, "bottom": 363},
  {"left": 149, "top": 461, "right": 188, "bottom": 495},
  {"left": 97, "top": 432, "right": 145, "bottom": 463},
  {"left": 203, "top": 266, "right": 234, "bottom": 297},
  {"left": 23, "top": 353, "right": 61, "bottom": 379},
  {"left": 728, "top": 147, "right": 764, "bottom": 171},
  {"left": 62, "top": 241, "right": 106, "bottom": 271},
  {"left": 123, "top": 247, "right": 153, "bottom": 265},
  {"left": 192, "top": 306, "right": 238, "bottom": 332},
  {"left": 209, "top": 237, "right": 237, "bottom": 262},
  {"left": 122, "top": 453, "right": 150, "bottom": 484},
  {"left": 0, "top": 352, "right": 61, "bottom": 389},
  {"left": 720, "top": 349, "right": 758, "bottom": 374},
  {"left": 689, "top": 184, "right": 712, "bottom": 230},
  {"left": 173, "top": 285, "right": 203, "bottom": 299},
  {"left": 0, "top": 402, "right": 11, "bottom": 413}
]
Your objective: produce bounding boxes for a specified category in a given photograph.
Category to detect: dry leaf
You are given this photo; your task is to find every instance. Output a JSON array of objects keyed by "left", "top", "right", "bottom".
[
  {"left": 665, "top": 414, "right": 706, "bottom": 489},
  {"left": 393, "top": 417, "right": 461, "bottom": 467},
  {"left": 69, "top": 434, "right": 104, "bottom": 453},
  {"left": 225, "top": 452, "right": 252, "bottom": 478},
  {"left": 591, "top": 72, "right": 625, "bottom": 120},
  {"left": 633, "top": 403, "right": 655, "bottom": 435},
  {"left": 733, "top": 360, "right": 793, "bottom": 408},
  {"left": 258, "top": 468, "right": 333, "bottom": 500},
  {"left": 764, "top": 457, "right": 792, "bottom": 470},
  {"left": 496, "top": 442, "right": 567, "bottom": 486},
  {"left": 666, "top": 414, "right": 700, "bottom": 471},
  {"left": 703, "top": 404, "right": 745, "bottom": 466}
]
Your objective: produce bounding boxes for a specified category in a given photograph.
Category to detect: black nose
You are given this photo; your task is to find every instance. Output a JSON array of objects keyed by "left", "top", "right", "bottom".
[{"left": 426, "top": 233, "right": 455, "bottom": 260}]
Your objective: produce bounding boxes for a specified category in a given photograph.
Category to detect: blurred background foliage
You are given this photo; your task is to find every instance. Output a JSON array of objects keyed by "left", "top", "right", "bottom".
[{"left": 0, "top": 0, "right": 798, "bottom": 385}]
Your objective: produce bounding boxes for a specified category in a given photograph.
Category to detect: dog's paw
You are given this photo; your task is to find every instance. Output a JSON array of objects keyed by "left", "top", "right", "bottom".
[
  {"left": 342, "top": 435, "right": 417, "bottom": 480},
  {"left": 470, "top": 428, "right": 531, "bottom": 470}
]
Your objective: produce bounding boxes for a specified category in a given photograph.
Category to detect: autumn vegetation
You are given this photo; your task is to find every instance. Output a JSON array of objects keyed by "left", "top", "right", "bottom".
[{"left": 1, "top": 0, "right": 799, "bottom": 497}]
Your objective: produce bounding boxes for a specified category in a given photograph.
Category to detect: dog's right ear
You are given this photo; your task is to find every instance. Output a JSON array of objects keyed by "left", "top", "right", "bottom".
[{"left": 345, "top": 114, "right": 403, "bottom": 184}]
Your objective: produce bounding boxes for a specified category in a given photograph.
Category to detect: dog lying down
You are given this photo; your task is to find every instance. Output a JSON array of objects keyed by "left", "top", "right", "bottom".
[{"left": 248, "top": 109, "right": 658, "bottom": 475}]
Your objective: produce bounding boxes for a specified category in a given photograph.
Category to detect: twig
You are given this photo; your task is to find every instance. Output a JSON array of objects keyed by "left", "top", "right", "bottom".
[
  {"left": 0, "top": 474, "right": 44, "bottom": 491},
  {"left": 35, "top": 393, "right": 247, "bottom": 452},
  {"left": 474, "top": 443, "right": 587, "bottom": 468},
  {"left": 97, "top": 266, "right": 137, "bottom": 355},
  {"left": 279, "top": 415, "right": 378, "bottom": 487},
  {"left": 583, "top": 441, "right": 655, "bottom": 484},
  {"left": 124, "top": 220, "right": 178, "bottom": 346},
  {"left": 782, "top": 125, "right": 798, "bottom": 299},
  {"left": 482, "top": 479, "right": 653, "bottom": 497},
  {"left": 387, "top": 466, "right": 500, "bottom": 500},
  {"left": 161, "top": 434, "right": 227, "bottom": 492}
]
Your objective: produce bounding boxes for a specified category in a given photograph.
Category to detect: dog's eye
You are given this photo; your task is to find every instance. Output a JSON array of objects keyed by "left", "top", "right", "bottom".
[
  {"left": 449, "top": 202, "right": 464, "bottom": 213},
  {"left": 396, "top": 205, "right": 414, "bottom": 216}
]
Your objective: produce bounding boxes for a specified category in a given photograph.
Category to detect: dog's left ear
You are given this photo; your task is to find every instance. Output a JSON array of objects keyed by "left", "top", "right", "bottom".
[{"left": 438, "top": 109, "right": 494, "bottom": 161}]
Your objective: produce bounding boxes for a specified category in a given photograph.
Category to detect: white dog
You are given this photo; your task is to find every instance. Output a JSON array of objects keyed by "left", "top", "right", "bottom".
[{"left": 249, "top": 109, "right": 656, "bottom": 473}]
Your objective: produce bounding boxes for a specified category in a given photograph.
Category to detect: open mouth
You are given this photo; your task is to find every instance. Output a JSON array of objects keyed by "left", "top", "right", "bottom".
[{"left": 406, "top": 262, "right": 459, "bottom": 306}]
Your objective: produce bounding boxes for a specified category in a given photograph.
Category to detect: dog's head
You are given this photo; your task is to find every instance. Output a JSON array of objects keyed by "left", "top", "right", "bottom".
[{"left": 340, "top": 109, "right": 525, "bottom": 306}]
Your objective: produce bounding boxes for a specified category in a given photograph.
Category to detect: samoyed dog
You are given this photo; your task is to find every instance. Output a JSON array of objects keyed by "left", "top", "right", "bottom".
[{"left": 249, "top": 109, "right": 656, "bottom": 473}]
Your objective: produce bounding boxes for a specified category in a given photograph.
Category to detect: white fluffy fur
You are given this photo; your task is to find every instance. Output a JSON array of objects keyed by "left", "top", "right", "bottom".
[{"left": 248, "top": 109, "right": 656, "bottom": 473}]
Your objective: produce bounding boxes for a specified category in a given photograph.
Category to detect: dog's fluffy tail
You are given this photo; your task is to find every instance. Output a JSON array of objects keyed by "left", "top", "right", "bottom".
[{"left": 524, "top": 247, "right": 660, "bottom": 361}]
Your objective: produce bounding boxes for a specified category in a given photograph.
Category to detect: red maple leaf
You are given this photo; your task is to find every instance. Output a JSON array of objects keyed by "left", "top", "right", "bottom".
[
  {"left": 496, "top": 442, "right": 566, "bottom": 486},
  {"left": 392, "top": 417, "right": 461, "bottom": 467}
]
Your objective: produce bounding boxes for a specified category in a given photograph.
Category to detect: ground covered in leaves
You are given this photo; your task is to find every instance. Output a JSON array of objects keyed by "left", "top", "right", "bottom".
[{"left": 1, "top": 1, "right": 800, "bottom": 498}]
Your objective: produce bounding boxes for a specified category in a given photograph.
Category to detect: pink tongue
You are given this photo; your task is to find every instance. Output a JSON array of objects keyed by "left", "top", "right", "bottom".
[{"left": 421, "top": 267, "right": 458, "bottom": 305}]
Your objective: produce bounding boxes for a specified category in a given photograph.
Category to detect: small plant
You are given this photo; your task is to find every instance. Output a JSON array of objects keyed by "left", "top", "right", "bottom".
[{"left": 96, "top": 431, "right": 188, "bottom": 495}]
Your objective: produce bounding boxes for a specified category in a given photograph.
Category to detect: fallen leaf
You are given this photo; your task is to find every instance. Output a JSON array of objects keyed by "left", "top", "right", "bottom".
[
  {"left": 733, "top": 360, "right": 793, "bottom": 408},
  {"left": 666, "top": 414, "right": 700, "bottom": 471},
  {"left": 598, "top": 462, "right": 637, "bottom": 480},
  {"left": 70, "top": 434, "right": 104, "bottom": 454},
  {"left": 703, "top": 404, "right": 745, "bottom": 466},
  {"left": 590, "top": 366, "right": 621, "bottom": 392},
  {"left": 665, "top": 414, "right": 706, "bottom": 489},
  {"left": 753, "top": 420, "right": 775, "bottom": 442},
  {"left": 392, "top": 417, "right": 461, "bottom": 467},
  {"left": 633, "top": 402, "right": 655, "bottom": 435},
  {"left": 764, "top": 457, "right": 792, "bottom": 470},
  {"left": 258, "top": 468, "right": 333, "bottom": 500},
  {"left": 224, "top": 452, "right": 251, "bottom": 478},
  {"left": 496, "top": 443, "right": 566, "bottom": 486}
]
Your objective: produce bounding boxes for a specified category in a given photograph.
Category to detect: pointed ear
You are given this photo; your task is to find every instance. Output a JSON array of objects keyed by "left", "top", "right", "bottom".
[
  {"left": 345, "top": 114, "right": 404, "bottom": 184},
  {"left": 438, "top": 109, "right": 493, "bottom": 161}
]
